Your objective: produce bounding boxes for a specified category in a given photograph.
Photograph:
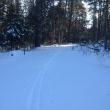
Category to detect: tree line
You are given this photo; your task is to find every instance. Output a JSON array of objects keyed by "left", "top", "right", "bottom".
[
  {"left": 0, "top": 0, "right": 110, "bottom": 51},
  {"left": 86, "top": 0, "right": 110, "bottom": 49}
]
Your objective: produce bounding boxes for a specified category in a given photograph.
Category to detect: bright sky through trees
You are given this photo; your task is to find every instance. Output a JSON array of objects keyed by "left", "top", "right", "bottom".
[
  {"left": 21, "top": 0, "right": 92, "bottom": 28},
  {"left": 82, "top": 1, "right": 92, "bottom": 28}
]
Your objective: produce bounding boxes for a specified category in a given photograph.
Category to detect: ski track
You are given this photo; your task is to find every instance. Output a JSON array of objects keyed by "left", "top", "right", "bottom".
[{"left": 28, "top": 49, "right": 61, "bottom": 110}]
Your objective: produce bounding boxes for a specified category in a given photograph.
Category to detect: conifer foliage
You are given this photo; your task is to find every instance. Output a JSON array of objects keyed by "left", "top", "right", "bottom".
[{"left": 0, "top": 0, "right": 110, "bottom": 51}]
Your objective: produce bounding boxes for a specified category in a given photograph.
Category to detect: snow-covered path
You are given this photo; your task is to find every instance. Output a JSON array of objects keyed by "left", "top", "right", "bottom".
[{"left": 0, "top": 45, "right": 110, "bottom": 110}]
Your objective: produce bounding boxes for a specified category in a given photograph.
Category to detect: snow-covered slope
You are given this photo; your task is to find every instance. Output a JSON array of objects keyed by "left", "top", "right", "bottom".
[{"left": 0, "top": 45, "right": 110, "bottom": 110}]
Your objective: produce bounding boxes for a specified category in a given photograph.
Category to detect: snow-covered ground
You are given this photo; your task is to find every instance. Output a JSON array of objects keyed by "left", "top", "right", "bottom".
[{"left": 0, "top": 44, "right": 110, "bottom": 110}]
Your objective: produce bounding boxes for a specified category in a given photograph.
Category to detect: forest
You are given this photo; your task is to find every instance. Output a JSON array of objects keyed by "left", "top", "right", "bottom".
[
  {"left": 0, "top": 0, "right": 110, "bottom": 51},
  {"left": 1, "top": 1, "right": 110, "bottom": 109}
]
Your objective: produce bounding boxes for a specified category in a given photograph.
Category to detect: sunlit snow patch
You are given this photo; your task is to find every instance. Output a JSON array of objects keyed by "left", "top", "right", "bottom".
[{"left": 42, "top": 44, "right": 77, "bottom": 48}]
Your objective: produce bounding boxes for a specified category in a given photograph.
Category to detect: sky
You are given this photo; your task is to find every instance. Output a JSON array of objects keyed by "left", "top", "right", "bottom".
[{"left": 82, "top": 1, "right": 92, "bottom": 28}]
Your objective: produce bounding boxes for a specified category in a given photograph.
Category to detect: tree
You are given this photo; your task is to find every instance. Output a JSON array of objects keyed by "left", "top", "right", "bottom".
[{"left": 87, "top": 0, "right": 110, "bottom": 49}]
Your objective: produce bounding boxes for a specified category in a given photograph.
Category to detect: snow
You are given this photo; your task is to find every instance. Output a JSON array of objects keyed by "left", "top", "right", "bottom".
[{"left": 0, "top": 44, "right": 110, "bottom": 110}]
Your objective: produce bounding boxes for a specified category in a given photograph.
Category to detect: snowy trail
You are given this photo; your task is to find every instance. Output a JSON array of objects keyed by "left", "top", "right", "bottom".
[
  {"left": 30, "top": 47, "right": 110, "bottom": 110},
  {"left": 28, "top": 49, "right": 61, "bottom": 110},
  {"left": 0, "top": 45, "right": 110, "bottom": 110}
]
